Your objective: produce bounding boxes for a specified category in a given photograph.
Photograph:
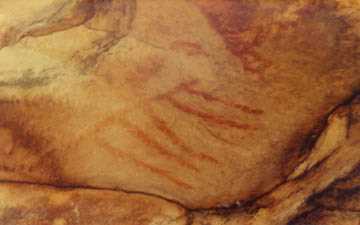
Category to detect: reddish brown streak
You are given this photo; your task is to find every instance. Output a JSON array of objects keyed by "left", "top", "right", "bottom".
[
  {"left": 181, "top": 85, "right": 263, "bottom": 115},
  {"left": 155, "top": 79, "right": 200, "bottom": 100},
  {"left": 225, "top": 28, "right": 270, "bottom": 74},
  {"left": 96, "top": 136, "right": 193, "bottom": 189},
  {"left": 170, "top": 40, "right": 209, "bottom": 56},
  {"left": 165, "top": 96, "right": 254, "bottom": 130},
  {"left": 157, "top": 79, "right": 263, "bottom": 117},
  {"left": 0, "top": 164, "right": 40, "bottom": 181},
  {"left": 114, "top": 118, "right": 200, "bottom": 173},
  {"left": 192, "top": 0, "right": 273, "bottom": 76},
  {"left": 89, "top": 114, "right": 199, "bottom": 172},
  {"left": 202, "top": 123, "right": 239, "bottom": 146},
  {"left": 149, "top": 113, "right": 220, "bottom": 164},
  {"left": 135, "top": 160, "right": 193, "bottom": 190}
]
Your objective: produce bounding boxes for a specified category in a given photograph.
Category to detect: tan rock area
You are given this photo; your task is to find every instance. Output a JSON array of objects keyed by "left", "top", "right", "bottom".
[
  {"left": 0, "top": 182, "right": 188, "bottom": 225},
  {"left": 0, "top": 0, "right": 359, "bottom": 224},
  {"left": 0, "top": 94, "right": 359, "bottom": 225}
]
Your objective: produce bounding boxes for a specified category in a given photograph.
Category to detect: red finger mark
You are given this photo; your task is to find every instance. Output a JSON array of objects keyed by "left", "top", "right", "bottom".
[
  {"left": 88, "top": 113, "right": 199, "bottom": 172},
  {"left": 150, "top": 113, "right": 220, "bottom": 164},
  {"left": 123, "top": 121, "right": 199, "bottom": 172},
  {"left": 166, "top": 96, "right": 254, "bottom": 130},
  {"left": 181, "top": 85, "right": 263, "bottom": 115},
  {"left": 135, "top": 160, "right": 193, "bottom": 190},
  {"left": 202, "top": 123, "right": 239, "bottom": 146},
  {"left": 170, "top": 40, "right": 209, "bottom": 57},
  {"left": 155, "top": 79, "right": 200, "bottom": 100},
  {"left": 192, "top": 152, "right": 220, "bottom": 164},
  {"left": 117, "top": 119, "right": 200, "bottom": 173},
  {"left": 96, "top": 136, "right": 193, "bottom": 190}
]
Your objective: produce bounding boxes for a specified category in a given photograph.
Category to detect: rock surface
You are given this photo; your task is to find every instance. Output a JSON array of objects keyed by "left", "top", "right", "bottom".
[
  {"left": 0, "top": 0, "right": 359, "bottom": 224},
  {"left": 0, "top": 182, "right": 187, "bottom": 225},
  {"left": 0, "top": 97, "right": 358, "bottom": 224}
]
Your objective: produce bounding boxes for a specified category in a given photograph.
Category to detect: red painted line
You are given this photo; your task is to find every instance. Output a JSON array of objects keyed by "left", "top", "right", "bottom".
[
  {"left": 182, "top": 85, "right": 264, "bottom": 115},
  {"left": 150, "top": 113, "right": 219, "bottom": 164},
  {"left": 96, "top": 137, "right": 193, "bottom": 190},
  {"left": 170, "top": 40, "right": 209, "bottom": 56},
  {"left": 166, "top": 96, "right": 254, "bottom": 130},
  {"left": 119, "top": 119, "right": 200, "bottom": 173},
  {"left": 202, "top": 123, "right": 239, "bottom": 146},
  {"left": 155, "top": 79, "right": 199, "bottom": 100},
  {"left": 88, "top": 113, "right": 199, "bottom": 172},
  {"left": 135, "top": 160, "right": 193, "bottom": 190}
]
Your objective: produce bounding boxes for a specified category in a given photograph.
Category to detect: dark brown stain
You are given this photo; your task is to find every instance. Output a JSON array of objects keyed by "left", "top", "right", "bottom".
[
  {"left": 287, "top": 1, "right": 359, "bottom": 74},
  {"left": 192, "top": 0, "right": 273, "bottom": 76},
  {"left": 288, "top": 208, "right": 325, "bottom": 225},
  {"left": 0, "top": 98, "right": 68, "bottom": 184},
  {"left": 313, "top": 187, "right": 360, "bottom": 212},
  {"left": 350, "top": 96, "right": 360, "bottom": 126},
  {"left": 193, "top": 0, "right": 360, "bottom": 82},
  {"left": 282, "top": 1, "right": 359, "bottom": 77}
]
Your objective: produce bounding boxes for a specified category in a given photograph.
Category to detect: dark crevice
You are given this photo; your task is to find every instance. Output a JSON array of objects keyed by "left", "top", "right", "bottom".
[
  {"left": 285, "top": 90, "right": 360, "bottom": 180},
  {"left": 185, "top": 212, "right": 195, "bottom": 225},
  {"left": 316, "top": 206, "right": 360, "bottom": 213}
]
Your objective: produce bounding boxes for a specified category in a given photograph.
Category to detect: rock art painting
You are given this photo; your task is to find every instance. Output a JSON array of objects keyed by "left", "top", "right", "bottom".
[{"left": 0, "top": 0, "right": 359, "bottom": 224}]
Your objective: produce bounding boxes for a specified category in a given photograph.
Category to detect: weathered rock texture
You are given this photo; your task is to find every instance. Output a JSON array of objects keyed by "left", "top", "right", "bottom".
[
  {"left": 0, "top": 182, "right": 187, "bottom": 225},
  {"left": 0, "top": 0, "right": 359, "bottom": 224}
]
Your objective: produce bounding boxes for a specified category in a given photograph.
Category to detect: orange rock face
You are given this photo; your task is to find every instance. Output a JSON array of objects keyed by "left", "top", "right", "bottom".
[{"left": 0, "top": 0, "right": 359, "bottom": 210}]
